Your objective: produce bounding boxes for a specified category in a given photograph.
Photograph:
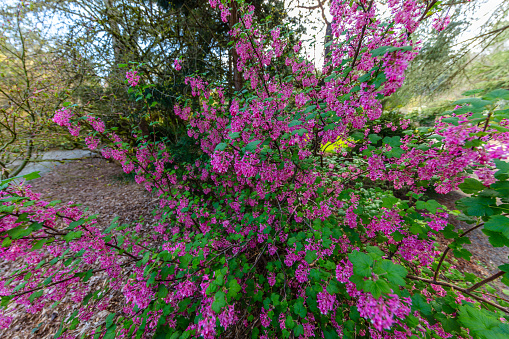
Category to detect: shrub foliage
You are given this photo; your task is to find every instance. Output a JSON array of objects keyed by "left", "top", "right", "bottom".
[{"left": 2, "top": 1, "right": 509, "bottom": 338}]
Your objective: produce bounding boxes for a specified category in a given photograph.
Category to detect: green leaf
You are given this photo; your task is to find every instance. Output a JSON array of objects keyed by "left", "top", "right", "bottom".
[
  {"left": 458, "top": 304, "right": 509, "bottom": 339},
  {"left": 368, "top": 134, "right": 382, "bottom": 143},
  {"left": 29, "top": 290, "right": 43, "bottom": 303},
  {"left": 379, "top": 260, "right": 407, "bottom": 286},
  {"left": 211, "top": 291, "right": 226, "bottom": 313},
  {"left": 491, "top": 181, "right": 509, "bottom": 196},
  {"left": 371, "top": 45, "right": 412, "bottom": 56},
  {"left": 158, "top": 285, "right": 168, "bottom": 298},
  {"left": 105, "top": 313, "right": 115, "bottom": 328},
  {"left": 459, "top": 178, "right": 486, "bottom": 194},
  {"left": 293, "top": 300, "right": 307, "bottom": 318},
  {"left": 67, "top": 219, "right": 85, "bottom": 230},
  {"left": 215, "top": 143, "right": 227, "bottom": 151},
  {"left": 363, "top": 279, "right": 391, "bottom": 299},
  {"left": 294, "top": 324, "right": 304, "bottom": 336},
  {"left": 381, "top": 196, "right": 399, "bottom": 209},
  {"left": 285, "top": 315, "right": 295, "bottom": 329},
  {"left": 411, "top": 293, "right": 432, "bottom": 316},
  {"left": 227, "top": 279, "right": 241, "bottom": 298},
  {"left": 1, "top": 237, "right": 11, "bottom": 247},
  {"left": 323, "top": 327, "right": 340, "bottom": 339},
  {"left": 453, "top": 98, "right": 492, "bottom": 108},
  {"left": 244, "top": 140, "right": 261, "bottom": 152},
  {"left": 63, "top": 231, "right": 83, "bottom": 242},
  {"left": 22, "top": 172, "right": 41, "bottom": 181},
  {"left": 366, "top": 246, "right": 384, "bottom": 259},
  {"left": 494, "top": 159, "right": 509, "bottom": 180},
  {"left": 348, "top": 251, "right": 373, "bottom": 277},
  {"left": 179, "top": 253, "right": 192, "bottom": 268},
  {"left": 415, "top": 199, "right": 443, "bottom": 213},
  {"left": 483, "top": 89, "right": 509, "bottom": 101},
  {"left": 292, "top": 128, "right": 308, "bottom": 136},
  {"left": 304, "top": 250, "right": 317, "bottom": 264},
  {"left": 485, "top": 216, "right": 509, "bottom": 238},
  {"left": 326, "top": 280, "right": 341, "bottom": 294},
  {"left": 382, "top": 136, "right": 402, "bottom": 147},
  {"left": 458, "top": 196, "right": 496, "bottom": 216},
  {"left": 461, "top": 89, "right": 484, "bottom": 96}
]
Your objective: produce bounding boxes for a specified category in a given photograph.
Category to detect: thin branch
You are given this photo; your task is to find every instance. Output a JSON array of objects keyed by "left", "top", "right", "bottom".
[
  {"left": 407, "top": 275, "right": 509, "bottom": 314},
  {"left": 467, "top": 271, "right": 505, "bottom": 292}
]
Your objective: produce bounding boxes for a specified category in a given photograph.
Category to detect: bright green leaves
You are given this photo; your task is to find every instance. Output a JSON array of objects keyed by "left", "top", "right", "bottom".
[
  {"left": 453, "top": 98, "right": 492, "bottom": 109},
  {"left": 411, "top": 293, "right": 432, "bottom": 316},
  {"left": 29, "top": 290, "right": 43, "bottom": 303},
  {"left": 459, "top": 178, "right": 486, "bottom": 194},
  {"left": 484, "top": 215, "right": 509, "bottom": 239},
  {"left": 494, "top": 159, "right": 509, "bottom": 181},
  {"left": 288, "top": 120, "right": 302, "bottom": 127},
  {"left": 376, "top": 260, "right": 408, "bottom": 286},
  {"left": 292, "top": 128, "right": 308, "bottom": 137},
  {"left": 381, "top": 195, "right": 399, "bottom": 209},
  {"left": 482, "top": 89, "right": 509, "bottom": 101},
  {"left": 244, "top": 140, "right": 261, "bottom": 152},
  {"left": 371, "top": 45, "right": 413, "bottom": 56},
  {"left": 5, "top": 222, "right": 43, "bottom": 240},
  {"left": 415, "top": 199, "right": 443, "bottom": 213},
  {"left": 228, "top": 132, "right": 241, "bottom": 139},
  {"left": 457, "top": 196, "right": 496, "bottom": 217},
  {"left": 1, "top": 237, "right": 12, "bottom": 247},
  {"left": 348, "top": 250, "right": 373, "bottom": 277},
  {"left": 293, "top": 299, "right": 307, "bottom": 318},
  {"left": 285, "top": 315, "right": 295, "bottom": 329},
  {"left": 216, "top": 137, "right": 263, "bottom": 154},
  {"left": 178, "top": 253, "right": 192, "bottom": 269},
  {"left": 63, "top": 231, "right": 83, "bottom": 242},
  {"left": 293, "top": 324, "right": 304, "bottom": 337},
  {"left": 349, "top": 248, "right": 408, "bottom": 299},
  {"left": 304, "top": 250, "right": 317, "bottom": 264},
  {"left": 458, "top": 304, "right": 509, "bottom": 339},
  {"left": 227, "top": 279, "right": 241, "bottom": 299},
  {"left": 382, "top": 136, "right": 402, "bottom": 148},
  {"left": 211, "top": 291, "right": 226, "bottom": 313},
  {"left": 215, "top": 142, "right": 227, "bottom": 151},
  {"left": 382, "top": 136, "right": 404, "bottom": 158},
  {"left": 363, "top": 280, "right": 391, "bottom": 299}
]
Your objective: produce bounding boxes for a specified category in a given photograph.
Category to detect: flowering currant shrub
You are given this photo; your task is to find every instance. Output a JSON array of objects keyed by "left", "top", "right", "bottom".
[{"left": 2, "top": 1, "right": 509, "bottom": 338}]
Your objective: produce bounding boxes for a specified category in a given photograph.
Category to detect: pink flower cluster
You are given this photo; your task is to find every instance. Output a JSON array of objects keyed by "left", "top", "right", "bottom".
[
  {"left": 53, "top": 107, "right": 80, "bottom": 136},
  {"left": 433, "top": 16, "right": 451, "bottom": 32},
  {"left": 357, "top": 293, "right": 412, "bottom": 331},
  {"left": 126, "top": 69, "right": 140, "bottom": 87},
  {"left": 173, "top": 59, "right": 182, "bottom": 71}
]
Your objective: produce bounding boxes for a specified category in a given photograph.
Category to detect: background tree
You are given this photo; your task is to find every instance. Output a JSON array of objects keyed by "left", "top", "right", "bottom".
[
  {"left": 0, "top": 3, "right": 85, "bottom": 179},
  {"left": 29, "top": 0, "right": 299, "bottom": 144},
  {"left": 385, "top": 0, "right": 509, "bottom": 110}
]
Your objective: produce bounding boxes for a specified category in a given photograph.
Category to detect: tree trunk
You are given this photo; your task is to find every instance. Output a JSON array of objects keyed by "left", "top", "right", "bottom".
[{"left": 229, "top": 2, "right": 243, "bottom": 91}]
